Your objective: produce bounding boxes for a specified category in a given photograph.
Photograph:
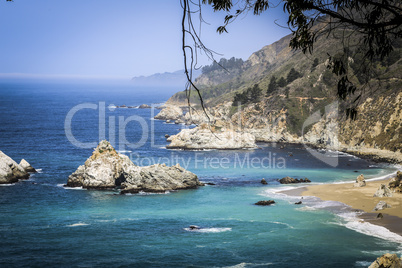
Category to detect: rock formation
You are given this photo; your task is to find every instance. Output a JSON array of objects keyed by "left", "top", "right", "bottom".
[
  {"left": 388, "top": 171, "right": 402, "bottom": 193},
  {"left": 373, "top": 201, "right": 392, "bottom": 211},
  {"left": 66, "top": 140, "right": 203, "bottom": 193},
  {"left": 138, "top": 104, "right": 151, "bottom": 109},
  {"left": 19, "top": 159, "right": 37, "bottom": 173},
  {"left": 255, "top": 200, "right": 276, "bottom": 206},
  {"left": 353, "top": 174, "right": 366, "bottom": 187},
  {"left": 0, "top": 151, "right": 30, "bottom": 184},
  {"left": 373, "top": 184, "right": 393, "bottom": 197},
  {"left": 279, "top": 176, "right": 311, "bottom": 184},
  {"left": 368, "top": 253, "right": 402, "bottom": 268},
  {"left": 166, "top": 126, "right": 257, "bottom": 150},
  {"left": 260, "top": 178, "right": 268, "bottom": 185},
  {"left": 154, "top": 105, "right": 183, "bottom": 121}
]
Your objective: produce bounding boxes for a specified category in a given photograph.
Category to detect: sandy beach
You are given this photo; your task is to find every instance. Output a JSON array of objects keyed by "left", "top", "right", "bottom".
[{"left": 295, "top": 176, "right": 402, "bottom": 235}]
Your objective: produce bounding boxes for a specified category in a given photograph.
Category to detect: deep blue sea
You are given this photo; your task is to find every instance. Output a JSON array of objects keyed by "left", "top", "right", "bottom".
[{"left": 0, "top": 80, "right": 401, "bottom": 267}]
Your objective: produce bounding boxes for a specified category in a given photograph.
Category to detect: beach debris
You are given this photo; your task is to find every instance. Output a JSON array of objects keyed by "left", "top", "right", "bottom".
[
  {"left": 278, "top": 176, "right": 311, "bottom": 184},
  {"left": 373, "top": 184, "right": 393, "bottom": 197},
  {"left": 295, "top": 201, "right": 302, "bottom": 205},
  {"left": 353, "top": 174, "right": 366, "bottom": 187},
  {"left": 376, "top": 213, "right": 383, "bottom": 219},
  {"left": 255, "top": 200, "right": 276, "bottom": 206},
  {"left": 368, "top": 253, "right": 402, "bottom": 268},
  {"left": 373, "top": 201, "right": 392, "bottom": 211},
  {"left": 260, "top": 178, "right": 268, "bottom": 185},
  {"left": 189, "top": 225, "right": 200, "bottom": 230},
  {"left": 388, "top": 171, "right": 402, "bottom": 193}
]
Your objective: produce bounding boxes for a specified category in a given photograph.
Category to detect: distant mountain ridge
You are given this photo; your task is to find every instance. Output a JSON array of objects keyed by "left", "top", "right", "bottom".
[{"left": 131, "top": 69, "right": 202, "bottom": 87}]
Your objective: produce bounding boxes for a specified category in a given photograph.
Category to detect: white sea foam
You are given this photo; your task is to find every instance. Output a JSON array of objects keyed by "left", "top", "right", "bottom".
[
  {"left": 355, "top": 261, "right": 374, "bottom": 267},
  {"left": 224, "top": 262, "right": 273, "bottom": 268},
  {"left": 35, "top": 169, "right": 43, "bottom": 173},
  {"left": 184, "top": 227, "right": 232, "bottom": 233},
  {"left": 66, "top": 222, "right": 89, "bottom": 227},
  {"left": 117, "top": 150, "right": 132, "bottom": 153},
  {"left": 61, "top": 184, "right": 85, "bottom": 190},
  {"left": 0, "top": 183, "right": 14, "bottom": 186}
]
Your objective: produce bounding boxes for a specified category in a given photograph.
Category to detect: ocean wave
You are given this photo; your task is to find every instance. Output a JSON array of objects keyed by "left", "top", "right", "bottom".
[
  {"left": 355, "top": 261, "right": 374, "bottom": 267},
  {"left": 336, "top": 212, "right": 402, "bottom": 244},
  {"left": 184, "top": 227, "right": 232, "bottom": 233},
  {"left": 66, "top": 222, "right": 89, "bottom": 227},
  {"left": 35, "top": 169, "right": 43, "bottom": 173},
  {"left": 59, "top": 184, "right": 85, "bottom": 190},
  {"left": 224, "top": 262, "right": 274, "bottom": 268},
  {"left": 117, "top": 150, "right": 132, "bottom": 153},
  {"left": 0, "top": 183, "right": 15, "bottom": 186}
]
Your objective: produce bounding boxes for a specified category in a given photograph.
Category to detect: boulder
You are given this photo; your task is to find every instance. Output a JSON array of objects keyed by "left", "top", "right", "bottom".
[
  {"left": 295, "top": 201, "right": 302, "bottom": 205},
  {"left": 138, "top": 104, "right": 151, "bottom": 109},
  {"left": 154, "top": 105, "right": 183, "bottom": 121},
  {"left": 0, "top": 151, "right": 29, "bottom": 184},
  {"left": 261, "top": 178, "right": 268, "bottom": 185},
  {"left": 19, "top": 159, "right": 37, "bottom": 173},
  {"left": 369, "top": 253, "right": 402, "bottom": 268},
  {"left": 373, "top": 201, "right": 392, "bottom": 211},
  {"left": 373, "top": 184, "right": 393, "bottom": 197},
  {"left": 353, "top": 174, "right": 366, "bottom": 187},
  {"left": 255, "top": 200, "right": 275, "bottom": 206},
  {"left": 166, "top": 127, "right": 257, "bottom": 150},
  {"left": 66, "top": 140, "right": 203, "bottom": 193},
  {"left": 388, "top": 171, "right": 402, "bottom": 192}
]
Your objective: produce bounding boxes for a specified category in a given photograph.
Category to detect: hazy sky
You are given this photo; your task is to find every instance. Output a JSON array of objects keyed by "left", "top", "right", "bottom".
[{"left": 0, "top": 0, "right": 290, "bottom": 79}]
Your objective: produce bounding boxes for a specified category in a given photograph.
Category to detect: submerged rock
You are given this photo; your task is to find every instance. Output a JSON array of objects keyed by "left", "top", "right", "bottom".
[
  {"left": 19, "top": 159, "right": 37, "bottom": 173},
  {"left": 374, "top": 201, "right": 392, "bottom": 211},
  {"left": 353, "top": 174, "right": 366, "bottom": 187},
  {"left": 166, "top": 127, "right": 257, "bottom": 150},
  {"left": 368, "top": 253, "right": 402, "bottom": 268},
  {"left": 255, "top": 200, "right": 275, "bottom": 206},
  {"left": 66, "top": 140, "right": 202, "bottom": 193},
  {"left": 373, "top": 184, "right": 393, "bottom": 197}
]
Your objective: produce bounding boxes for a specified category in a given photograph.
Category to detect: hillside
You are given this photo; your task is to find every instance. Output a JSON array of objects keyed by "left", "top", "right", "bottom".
[
  {"left": 162, "top": 23, "right": 402, "bottom": 161},
  {"left": 131, "top": 69, "right": 201, "bottom": 87}
]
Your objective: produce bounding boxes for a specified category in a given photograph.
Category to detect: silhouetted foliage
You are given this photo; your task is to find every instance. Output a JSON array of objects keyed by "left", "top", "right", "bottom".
[
  {"left": 277, "top": 77, "right": 287, "bottom": 87},
  {"left": 266, "top": 76, "right": 277, "bottom": 95},
  {"left": 311, "top": 58, "right": 319, "bottom": 71}
]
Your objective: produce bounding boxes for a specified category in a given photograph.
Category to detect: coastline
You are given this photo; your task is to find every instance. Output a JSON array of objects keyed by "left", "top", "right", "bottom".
[{"left": 283, "top": 176, "right": 402, "bottom": 236}]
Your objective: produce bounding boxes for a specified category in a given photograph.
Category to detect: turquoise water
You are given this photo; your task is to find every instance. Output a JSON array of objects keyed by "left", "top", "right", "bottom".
[{"left": 0, "top": 80, "right": 400, "bottom": 267}]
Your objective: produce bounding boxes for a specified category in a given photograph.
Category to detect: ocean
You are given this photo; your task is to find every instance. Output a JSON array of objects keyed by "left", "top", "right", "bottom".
[{"left": 0, "top": 80, "right": 400, "bottom": 267}]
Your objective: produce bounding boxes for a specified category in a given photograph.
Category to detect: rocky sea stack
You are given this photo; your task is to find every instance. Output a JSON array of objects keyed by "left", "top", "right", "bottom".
[
  {"left": 0, "top": 151, "right": 31, "bottom": 184},
  {"left": 66, "top": 140, "right": 203, "bottom": 193}
]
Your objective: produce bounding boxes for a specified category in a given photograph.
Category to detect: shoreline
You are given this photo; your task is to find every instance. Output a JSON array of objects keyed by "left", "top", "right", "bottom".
[{"left": 282, "top": 175, "right": 402, "bottom": 236}]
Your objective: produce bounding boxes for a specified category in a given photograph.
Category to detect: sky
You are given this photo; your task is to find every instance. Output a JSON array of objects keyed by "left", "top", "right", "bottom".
[{"left": 0, "top": 0, "right": 290, "bottom": 80}]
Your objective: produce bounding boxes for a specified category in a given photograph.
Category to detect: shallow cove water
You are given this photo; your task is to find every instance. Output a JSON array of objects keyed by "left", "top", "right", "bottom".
[{"left": 0, "top": 80, "right": 401, "bottom": 267}]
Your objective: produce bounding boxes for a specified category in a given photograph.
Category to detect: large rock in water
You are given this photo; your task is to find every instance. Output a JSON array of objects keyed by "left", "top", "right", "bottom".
[
  {"left": 0, "top": 151, "right": 29, "bottom": 184},
  {"left": 166, "top": 127, "right": 257, "bottom": 150},
  {"left": 66, "top": 140, "right": 203, "bottom": 193},
  {"left": 369, "top": 253, "right": 402, "bottom": 268},
  {"left": 353, "top": 174, "right": 366, "bottom": 187},
  {"left": 19, "top": 159, "right": 37, "bottom": 173},
  {"left": 154, "top": 105, "right": 183, "bottom": 121},
  {"left": 279, "top": 176, "right": 311, "bottom": 184}
]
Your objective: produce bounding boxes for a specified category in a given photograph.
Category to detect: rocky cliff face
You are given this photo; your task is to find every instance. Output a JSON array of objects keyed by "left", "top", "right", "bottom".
[{"left": 66, "top": 140, "right": 203, "bottom": 193}]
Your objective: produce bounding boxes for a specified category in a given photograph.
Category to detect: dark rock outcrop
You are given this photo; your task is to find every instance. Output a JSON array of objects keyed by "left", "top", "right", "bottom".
[
  {"left": 66, "top": 140, "right": 203, "bottom": 193},
  {"left": 255, "top": 200, "right": 275, "bottom": 206},
  {"left": 261, "top": 178, "right": 268, "bottom": 185},
  {"left": 0, "top": 151, "right": 30, "bottom": 184},
  {"left": 138, "top": 104, "right": 151, "bottom": 109},
  {"left": 279, "top": 176, "right": 311, "bottom": 184}
]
